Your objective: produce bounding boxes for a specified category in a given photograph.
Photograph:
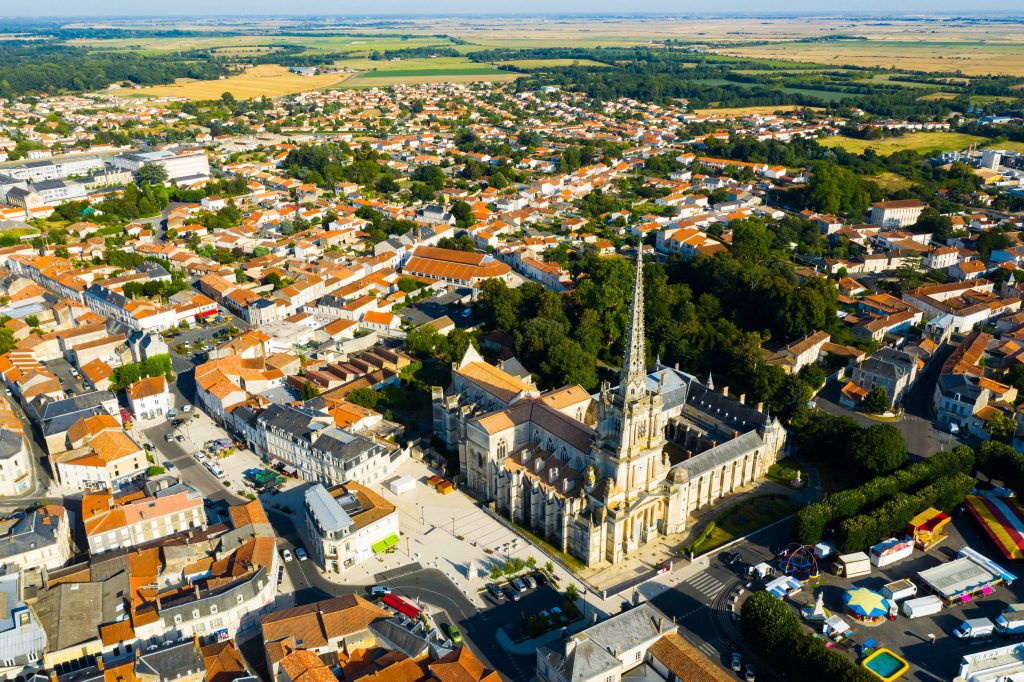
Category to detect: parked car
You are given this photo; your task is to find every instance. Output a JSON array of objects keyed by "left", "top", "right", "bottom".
[
  {"left": 745, "top": 664, "right": 756, "bottom": 681},
  {"left": 193, "top": 452, "right": 207, "bottom": 462},
  {"left": 551, "top": 606, "right": 567, "bottom": 624},
  {"left": 296, "top": 547, "right": 307, "bottom": 561},
  {"left": 182, "top": 405, "right": 193, "bottom": 413},
  {"left": 445, "top": 623, "right": 463, "bottom": 645},
  {"left": 164, "top": 433, "right": 174, "bottom": 442},
  {"left": 164, "top": 461, "right": 175, "bottom": 470},
  {"left": 166, "top": 409, "right": 178, "bottom": 420},
  {"left": 534, "top": 571, "right": 549, "bottom": 587},
  {"left": 370, "top": 586, "right": 392, "bottom": 597},
  {"left": 175, "top": 434, "right": 185, "bottom": 442},
  {"left": 504, "top": 587, "right": 520, "bottom": 602},
  {"left": 486, "top": 583, "right": 504, "bottom": 600},
  {"left": 523, "top": 574, "right": 537, "bottom": 589},
  {"left": 512, "top": 578, "right": 528, "bottom": 593},
  {"left": 731, "top": 652, "right": 742, "bottom": 672},
  {"left": 724, "top": 552, "right": 742, "bottom": 566},
  {"left": 281, "top": 549, "right": 293, "bottom": 562}
]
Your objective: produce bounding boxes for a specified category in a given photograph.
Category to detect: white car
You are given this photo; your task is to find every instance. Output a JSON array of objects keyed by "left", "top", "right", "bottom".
[
  {"left": 281, "top": 549, "right": 293, "bottom": 562},
  {"left": 182, "top": 405, "right": 193, "bottom": 413},
  {"left": 193, "top": 452, "right": 207, "bottom": 462}
]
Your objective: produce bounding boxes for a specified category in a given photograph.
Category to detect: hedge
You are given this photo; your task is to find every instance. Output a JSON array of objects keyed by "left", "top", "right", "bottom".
[
  {"left": 740, "top": 591, "right": 875, "bottom": 682},
  {"left": 794, "top": 445, "right": 975, "bottom": 547}
]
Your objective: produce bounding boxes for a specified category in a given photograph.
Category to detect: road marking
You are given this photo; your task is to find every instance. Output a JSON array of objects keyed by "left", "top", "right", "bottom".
[
  {"left": 698, "top": 642, "right": 719, "bottom": 660},
  {"left": 686, "top": 571, "right": 726, "bottom": 600}
]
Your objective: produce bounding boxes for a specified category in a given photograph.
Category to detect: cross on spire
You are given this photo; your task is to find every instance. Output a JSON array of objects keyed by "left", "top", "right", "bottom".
[{"left": 619, "top": 250, "right": 647, "bottom": 400}]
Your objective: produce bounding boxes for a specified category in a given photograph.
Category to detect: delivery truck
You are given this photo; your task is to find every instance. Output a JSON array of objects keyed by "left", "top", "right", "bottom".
[
  {"left": 835, "top": 551, "right": 872, "bottom": 578},
  {"left": 901, "top": 595, "right": 943, "bottom": 619},
  {"left": 881, "top": 579, "right": 918, "bottom": 602},
  {"left": 995, "top": 608, "right": 1024, "bottom": 637},
  {"left": 953, "top": 617, "right": 996, "bottom": 640}
]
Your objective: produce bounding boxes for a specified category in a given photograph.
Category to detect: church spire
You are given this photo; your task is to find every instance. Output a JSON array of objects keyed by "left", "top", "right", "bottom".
[{"left": 620, "top": 250, "right": 647, "bottom": 400}]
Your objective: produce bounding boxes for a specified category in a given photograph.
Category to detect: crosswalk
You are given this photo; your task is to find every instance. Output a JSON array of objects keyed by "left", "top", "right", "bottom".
[
  {"left": 696, "top": 636, "right": 729, "bottom": 662},
  {"left": 686, "top": 571, "right": 726, "bottom": 601}
]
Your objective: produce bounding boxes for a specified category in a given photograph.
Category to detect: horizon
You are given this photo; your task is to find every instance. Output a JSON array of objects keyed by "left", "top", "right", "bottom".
[{"left": 6, "top": 3, "right": 1024, "bottom": 19}]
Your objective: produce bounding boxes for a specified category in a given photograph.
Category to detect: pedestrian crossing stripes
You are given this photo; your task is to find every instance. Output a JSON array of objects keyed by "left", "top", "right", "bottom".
[
  {"left": 686, "top": 571, "right": 725, "bottom": 600},
  {"left": 696, "top": 636, "right": 728, "bottom": 661}
]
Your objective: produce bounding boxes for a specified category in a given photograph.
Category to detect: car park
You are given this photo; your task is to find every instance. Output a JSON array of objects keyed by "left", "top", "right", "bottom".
[
  {"left": 534, "top": 571, "right": 549, "bottom": 587},
  {"left": 486, "top": 583, "right": 504, "bottom": 600},
  {"left": 504, "top": 587, "right": 520, "bottom": 602},
  {"left": 523, "top": 574, "right": 537, "bottom": 589},
  {"left": 512, "top": 578, "right": 528, "bottom": 593}
]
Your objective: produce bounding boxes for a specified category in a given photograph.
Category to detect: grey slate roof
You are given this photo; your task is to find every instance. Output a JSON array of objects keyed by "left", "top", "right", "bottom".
[
  {"left": 305, "top": 483, "right": 354, "bottom": 534},
  {"left": 0, "top": 429, "right": 24, "bottom": 461},
  {"left": 0, "top": 507, "right": 64, "bottom": 562},
  {"left": 138, "top": 638, "right": 206, "bottom": 680},
  {"left": 675, "top": 430, "right": 764, "bottom": 479}
]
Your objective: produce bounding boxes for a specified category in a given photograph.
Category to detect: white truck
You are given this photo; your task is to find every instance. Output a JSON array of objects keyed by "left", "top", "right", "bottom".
[
  {"left": 881, "top": 579, "right": 918, "bottom": 602},
  {"left": 995, "top": 606, "right": 1024, "bottom": 637},
  {"left": 835, "top": 551, "right": 872, "bottom": 578},
  {"left": 953, "top": 617, "right": 996, "bottom": 640},
  {"left": 902, "top": 595, "right": 943, "bottom": 618}
]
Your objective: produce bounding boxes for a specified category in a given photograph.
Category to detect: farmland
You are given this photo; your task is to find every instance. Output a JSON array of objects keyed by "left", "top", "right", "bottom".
[
  {"left": 495, "top": 58, "right": 609, "bottom": 69},
  {"left": 817, "top": 132, "right": 1022, "bottom": 155},
  {"left": 131, "top": 64, "right": 352, "bottom": 100},
  {"left": 720, "top": 39, "right": 1024, "bottom": 77},
  {"left": 337, "top": 56, "right": 519, "bottom": 87},
  {"left": 68, "top": 34, "right": 454, "bottom": 56}
]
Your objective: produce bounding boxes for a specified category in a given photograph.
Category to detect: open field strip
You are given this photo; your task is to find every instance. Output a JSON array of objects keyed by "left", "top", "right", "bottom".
[{"left": 131, "top": 65, "right": 353, "bottom": 100}]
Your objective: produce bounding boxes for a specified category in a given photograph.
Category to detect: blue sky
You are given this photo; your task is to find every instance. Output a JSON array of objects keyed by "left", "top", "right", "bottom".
[{"left": 9, "top": 1, "right": 1024, "bottom": 16}]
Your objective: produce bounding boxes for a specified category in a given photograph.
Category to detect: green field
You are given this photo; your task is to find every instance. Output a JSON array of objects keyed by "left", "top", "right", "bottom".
[
  {"left": 819, "top": 132, "right": 992, "bottom": 155},
  {"left": 336, "top": 56, "right": 519, "bottom": 87},
  {"left": 495, "top": 58, "right": 609, "bottom": 68}
]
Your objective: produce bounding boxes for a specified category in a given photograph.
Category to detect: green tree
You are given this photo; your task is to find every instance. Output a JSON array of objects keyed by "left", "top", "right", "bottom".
[
  {"left": 146, "top": 466, "right": 166, "bottom": 477},
  {"left": 985, "top": 410, "right": 1017, "bottom": 443},
  {"left": 850, "top": 425, "right": 907, "bottom": 474},
  {"left": 347, "top": 387, "right": 381, "bottom": 410},
  {"left": 740, "top": 591, "right": 801, "bottom": 656},
  {"left": 862, "top": 386, "right": 890, "bottom": 414},
  {"left": 138, "top": 163, "right": 169, "bottom": 186},
  {"left": 299, "top": 381, "right": 321, "bottom": 401},
  {"left": 564, "top": 583, "right": 579, "bottom": 602}
]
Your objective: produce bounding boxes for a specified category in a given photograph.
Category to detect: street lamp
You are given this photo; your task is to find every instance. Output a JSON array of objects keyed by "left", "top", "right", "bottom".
[{"left": 582, "top": 588, "right": 588, "bottom": 621}]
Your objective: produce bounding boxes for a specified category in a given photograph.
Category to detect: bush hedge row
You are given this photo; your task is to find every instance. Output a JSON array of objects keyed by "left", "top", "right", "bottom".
[{"left": 794, "top": 446, "right": 975, "bottom": 550}]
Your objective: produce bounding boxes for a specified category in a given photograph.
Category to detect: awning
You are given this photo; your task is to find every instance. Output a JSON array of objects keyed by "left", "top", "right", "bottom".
[
  {"left": 383, "top": 533, "right": 400, "bottom": 548},
  {"left": 372, "top": 540, "right": 389, "bottom": 554}
]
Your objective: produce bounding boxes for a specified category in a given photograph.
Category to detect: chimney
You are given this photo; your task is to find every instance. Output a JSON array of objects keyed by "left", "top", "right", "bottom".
[
  {"left": 739, "top": 394, "right": 746, "bottom": 404},
  {"left": 657, "top": 616, "right": 664, "bottom": 631},
  {"left": 722, "top": 386, "right": 728, "bottom": 397}
]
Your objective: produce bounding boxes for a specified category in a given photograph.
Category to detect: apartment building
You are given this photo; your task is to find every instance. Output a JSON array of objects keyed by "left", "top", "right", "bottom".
[
  {"left": 0, "top": 505, "right": 72, "bottom": 579},
  {"left": 127, "top": 375, "right": 172, "bottom": 420},
  {"left": 302, "top": 481, "right": 399, "bottom": 574},
  {"left": 869, "top": 200, "right": 927, "bottom": 228},
  {"left": 82, "top": 480, "right": 205, "bottom": 555}
]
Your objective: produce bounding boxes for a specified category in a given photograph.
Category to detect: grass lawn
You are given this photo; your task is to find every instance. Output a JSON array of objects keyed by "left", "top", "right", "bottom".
[
  {"left": 870, "top": 172, "right": 915, "bottom": 192},
  {"left": 686, "top": 494, "right": 800, "bottom": 556},
  {"left": 695, "top": 104, "right": 824, "bottom": 117},
  {"left": 131, "top": 65, "right": 353, "bottom": 100},
  {"left": 818, "top": 132, "right": 990, "bottom": 155},
  {"left": 0, "top": 226, "right": 40, "bottom": 239},
  {"left": 766, "top": 458, "right": 807, "bottom": 487}
]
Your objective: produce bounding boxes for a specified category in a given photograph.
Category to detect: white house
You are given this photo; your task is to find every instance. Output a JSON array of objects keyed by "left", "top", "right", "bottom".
[{"left": 127, "top": 375, "right": 171, "bottom": 420}]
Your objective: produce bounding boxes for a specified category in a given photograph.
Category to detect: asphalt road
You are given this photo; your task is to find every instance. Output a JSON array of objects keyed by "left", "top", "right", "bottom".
[{"left": 815, "top": 344, "right": 958, "bottom": 459}]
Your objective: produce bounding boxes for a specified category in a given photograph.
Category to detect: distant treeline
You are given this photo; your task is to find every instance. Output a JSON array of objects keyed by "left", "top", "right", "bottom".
[{"left": 0, "top": 43, "right": 228, "bottom": 97}]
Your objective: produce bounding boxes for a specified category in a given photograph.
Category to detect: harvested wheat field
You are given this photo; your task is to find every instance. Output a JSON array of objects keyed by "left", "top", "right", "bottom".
[{"left": 132, "top": 65, "right": 352, "bottom": 100}]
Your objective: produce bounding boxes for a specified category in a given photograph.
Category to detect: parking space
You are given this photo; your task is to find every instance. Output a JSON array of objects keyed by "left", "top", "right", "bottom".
[{"left": 768, "top": 513, "right": 1024, "bottom": 680}]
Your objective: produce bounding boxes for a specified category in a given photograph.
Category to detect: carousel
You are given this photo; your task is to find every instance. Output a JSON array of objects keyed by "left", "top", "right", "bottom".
[{"left": 843, "top": 587, "right": 893, "bottom": 625}]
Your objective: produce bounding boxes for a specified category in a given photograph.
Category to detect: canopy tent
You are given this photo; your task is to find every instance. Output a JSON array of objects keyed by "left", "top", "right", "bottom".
[{"left": 844, "top": 588, "right": 891, "bottom": 620}]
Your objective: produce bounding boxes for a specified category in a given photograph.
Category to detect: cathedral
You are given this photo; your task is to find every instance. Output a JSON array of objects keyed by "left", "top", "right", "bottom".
[{"left": 433, "top": 254, "right": 787, "bottom": 567}]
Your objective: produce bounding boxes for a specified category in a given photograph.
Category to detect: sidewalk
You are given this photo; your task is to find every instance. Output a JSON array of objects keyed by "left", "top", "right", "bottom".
[{"left": 297, "top": 458, "right": 622, "bottom": 617}]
